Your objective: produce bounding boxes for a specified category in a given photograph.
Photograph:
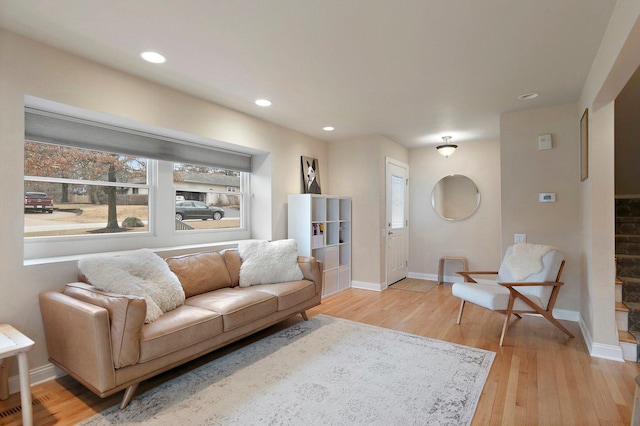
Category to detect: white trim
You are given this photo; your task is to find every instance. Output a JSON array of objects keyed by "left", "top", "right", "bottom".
[
  {"left": 408, "top": 271, "right": 495, "bottom": 285},
  {"left": 578, "top": 314, "right": 625, "bottom": 362},
  {"left": 552, "top": 309, "right": 580, "bottom": 322},
  {"left": 351, "top": 280, "right": 386, "bottom": 292},
  {"left": 7, "top": 363, "right": 64, "bottom": 395}
]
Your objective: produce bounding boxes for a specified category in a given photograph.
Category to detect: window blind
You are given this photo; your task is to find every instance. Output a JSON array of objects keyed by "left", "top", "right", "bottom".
[{"left": 25, "top": 108, "right": 252, "bottom": 172}]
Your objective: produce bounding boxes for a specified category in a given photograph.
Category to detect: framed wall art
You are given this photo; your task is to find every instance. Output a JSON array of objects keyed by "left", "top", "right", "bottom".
[{"left": 301, "top": 156, "right": 322, "bottom": 194}]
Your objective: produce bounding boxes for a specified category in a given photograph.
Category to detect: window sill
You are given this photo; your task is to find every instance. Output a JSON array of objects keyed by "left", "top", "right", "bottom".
[{"left": 23, "top": 240, "right": 246, "bottom": 266}]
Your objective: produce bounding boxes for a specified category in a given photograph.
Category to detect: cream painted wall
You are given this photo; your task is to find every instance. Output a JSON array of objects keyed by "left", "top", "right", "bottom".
[
  {"left": 0, "top": 30, "right": 328, "bottom": 373},
  {"left": 500, "top": 103, "right": 582, "bottom": 312},
  {"left": 578, "top": 4, "right": 640, "bottom": 352},
  {"left": 408, "top": 140, "right": 501, "bottom": 279},
  {"left": 327, "top": 135, "right": 408, "bottom": 287}
]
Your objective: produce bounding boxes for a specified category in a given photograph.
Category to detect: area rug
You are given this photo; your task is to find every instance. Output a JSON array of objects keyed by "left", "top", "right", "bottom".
[
  {"left": 390, "top": 278, "right": 439, "bottom": 293},
  {"left": 79, "top": 315, "right": 494, "bottom": 426}
]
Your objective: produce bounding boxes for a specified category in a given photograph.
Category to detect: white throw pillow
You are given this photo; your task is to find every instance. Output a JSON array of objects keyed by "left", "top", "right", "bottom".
[
  {"left": 238, "top": 239, "right": 304, "bottom": 287},
  {"left": 78, "top": 249, "right": 185, "bottom": 323}
]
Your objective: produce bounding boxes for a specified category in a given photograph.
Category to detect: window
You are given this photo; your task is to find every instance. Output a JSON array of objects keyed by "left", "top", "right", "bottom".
[
  {"left": 174, "top": 163, "right": 244, "bottom": 231},
  {"left": 24, "top": 141, "right": 150, "bottom": 238},
  {"left": 23, "top": 97, "right": 253, "bottom": 260}
]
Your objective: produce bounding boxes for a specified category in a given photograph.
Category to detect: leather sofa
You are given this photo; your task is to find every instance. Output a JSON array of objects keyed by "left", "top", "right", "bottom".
[{"left": 38, "top": 249, "right": 322, "bottom": 409}]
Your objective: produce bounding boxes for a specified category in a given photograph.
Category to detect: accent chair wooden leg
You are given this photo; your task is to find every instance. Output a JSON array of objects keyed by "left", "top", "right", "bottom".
[
  {"left": 500, "top": 296, "right": 516, "bottom": 346},
  {"left": 456, "top": 300, "right": 466, "bottom": 324},
  {"left": 120, "top": 383, "right": 139, "bottom": 409},
  {"left": 300, "top": 311, "right": 309, "bottom": 321}
]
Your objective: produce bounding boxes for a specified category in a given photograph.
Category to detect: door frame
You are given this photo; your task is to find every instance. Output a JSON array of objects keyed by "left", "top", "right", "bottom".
[{"left": 385, "top": 157, "right": 409, "bottom": 287}]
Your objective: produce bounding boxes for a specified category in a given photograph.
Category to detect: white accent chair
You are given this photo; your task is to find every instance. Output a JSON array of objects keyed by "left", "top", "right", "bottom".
[{"left": 451, "top": 244, "right": 574, "bottom": 345}]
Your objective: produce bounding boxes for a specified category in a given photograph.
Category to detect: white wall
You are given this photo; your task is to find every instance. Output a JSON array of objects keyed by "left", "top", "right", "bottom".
[
  {"left": 327, "top": 135, "right": 408, "bottom": 288},
  {"left": 500, "top": 103, "right": 582, "bottom": 313},
  {"left": 408, "top": 140, "right": 502, "bottom": 280},
  {"left": 578, "top": 4, "right": 640, "bottom": 353},
  {"left": 0, "top": 30, "right": 328, "bottom": 374}
]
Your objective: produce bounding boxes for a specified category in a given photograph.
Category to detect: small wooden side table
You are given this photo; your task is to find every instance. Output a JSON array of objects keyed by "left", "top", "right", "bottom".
[
  {"left": 0, "top": 324, "right": 35, "bottom": 426},
  {"left": 438, "top": 256, "right": 468, "bottom": 284}
]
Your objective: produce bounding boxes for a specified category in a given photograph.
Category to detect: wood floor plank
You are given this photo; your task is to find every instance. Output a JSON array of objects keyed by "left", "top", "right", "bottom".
[{"left": 1, "top": 283, "right": 639, "bottom": 425}]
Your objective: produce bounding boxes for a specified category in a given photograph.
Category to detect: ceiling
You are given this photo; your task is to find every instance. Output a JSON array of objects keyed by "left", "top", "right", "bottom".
[{"left": 0, "top": 0, "right": 617, "bottom": 149}]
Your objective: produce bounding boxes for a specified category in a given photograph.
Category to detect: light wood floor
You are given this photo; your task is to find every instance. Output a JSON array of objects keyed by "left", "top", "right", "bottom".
[{"left": 1, "top": 283, "right": 639, "bottom": 425}]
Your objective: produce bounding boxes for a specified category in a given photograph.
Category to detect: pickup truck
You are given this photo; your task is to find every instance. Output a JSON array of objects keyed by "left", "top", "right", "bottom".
[{"left": 24, "top": 192, "right": 54, "bottom": 213}]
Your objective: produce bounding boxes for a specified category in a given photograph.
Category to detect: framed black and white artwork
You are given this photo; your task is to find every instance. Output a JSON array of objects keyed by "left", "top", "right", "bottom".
[{"left": 301, "top": 156, "right": 322, "bottom": 194}]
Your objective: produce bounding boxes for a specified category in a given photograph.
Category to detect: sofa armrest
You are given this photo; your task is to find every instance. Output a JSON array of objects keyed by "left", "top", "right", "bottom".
[
  {"left": 297, "top": 256, "right": 323, "bottom": 295},
  {"left": 62, "top": 282, "right": 146, "bottom": 368},
  {"left": 38, "top": 290, "right": 116, "bottom": 392}
]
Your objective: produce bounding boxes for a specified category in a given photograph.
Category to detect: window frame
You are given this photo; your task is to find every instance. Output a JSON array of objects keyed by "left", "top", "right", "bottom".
[{"left": 23, "top": 97, "right": 253, "bottom": 261}]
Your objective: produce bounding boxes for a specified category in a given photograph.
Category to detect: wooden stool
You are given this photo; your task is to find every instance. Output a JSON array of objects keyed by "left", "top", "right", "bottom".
[{"left": 438, "top": 256, "right": 468, "bottom": 284}]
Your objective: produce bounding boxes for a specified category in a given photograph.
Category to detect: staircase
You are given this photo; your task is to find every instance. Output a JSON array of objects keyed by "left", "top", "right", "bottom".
[{"left": 615, "top": 199, "right": 640, "bottom": 361}]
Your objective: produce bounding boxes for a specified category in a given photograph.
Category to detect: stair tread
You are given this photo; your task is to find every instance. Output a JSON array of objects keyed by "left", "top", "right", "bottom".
[
  {"left": 616, "top": 302, "right": 629, "bottom": 312},
  {"left": 617, "top": 276, "right": 640, "bottom": 284},
  {"left": 615, "top": 254, "right": 640, "bottom": 259},
  {"left": 619, "top": 330, "right": 637, "bottom": 343},
  {"left": 616, "top": 277, "right": 623, "bottom": 285}
]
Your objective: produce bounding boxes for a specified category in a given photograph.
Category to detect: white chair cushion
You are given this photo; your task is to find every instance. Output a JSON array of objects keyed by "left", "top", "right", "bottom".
[{"left": 451, "top": 282, "right": 545, "bottom": 311}]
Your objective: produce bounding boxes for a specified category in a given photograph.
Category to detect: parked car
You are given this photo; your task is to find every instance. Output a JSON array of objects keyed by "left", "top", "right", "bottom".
[
  {"left": 24, "top": 192, "right": 54, "bottom": 213},
  {"left": 175, "top": 200, "right": 224, "bottom": 221}
]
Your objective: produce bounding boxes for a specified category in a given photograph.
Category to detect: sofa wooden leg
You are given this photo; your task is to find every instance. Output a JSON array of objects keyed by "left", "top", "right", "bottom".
[
  {"left": 120, "top": 383, "right": 139, "bottom": 409},
  {"left": 300, "top": 311, "right": 308, "bottom": 321}
]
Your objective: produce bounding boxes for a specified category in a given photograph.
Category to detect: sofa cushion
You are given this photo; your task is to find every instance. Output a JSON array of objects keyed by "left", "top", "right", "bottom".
[
  {"left": 78, "top": 249, "right": 185, "bottom": 323},
  {"left": 237, "top": 239, "right": 304, "bottom": 287},
  {"left": 166, "top": 251, "right": 232, "bottom": 298},
  {"left": 64, "top": 282, "right": 146, "bottom": 369},
  {"left": 138, "top": 305, "right": 223, "bottom": 363},
  {"left": 222, "top": 249, "right": 241, "bottom": 287},
  {"left": 185, "top": 288, "right": 277, "bottom": 331},
  {"left": 252, "top": 280, "right": 316, "bottom": 311}
]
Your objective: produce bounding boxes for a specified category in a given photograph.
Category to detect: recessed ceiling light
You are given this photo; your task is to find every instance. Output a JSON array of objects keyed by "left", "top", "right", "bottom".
[
  {"left": 140, "top": 51, "right": 166, "bottom": 64},
  {"left": 323, "top": 126, "right": 335, "bottom": 131},
  {"left": 255, "top": 99, "right": 272, "bottom": 107},
  {"left": 518, "top": 92, "right": 539, "bottom": 100}
]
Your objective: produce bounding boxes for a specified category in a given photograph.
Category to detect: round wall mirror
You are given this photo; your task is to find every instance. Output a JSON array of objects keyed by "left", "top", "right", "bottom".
[{"left": 431, "top": 174, "right": 480, "bottom": 221}]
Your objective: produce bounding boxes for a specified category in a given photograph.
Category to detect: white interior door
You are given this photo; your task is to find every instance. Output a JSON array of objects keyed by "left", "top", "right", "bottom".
[{"left": 386, "top": 158, "right": 408, "bottom": 285}]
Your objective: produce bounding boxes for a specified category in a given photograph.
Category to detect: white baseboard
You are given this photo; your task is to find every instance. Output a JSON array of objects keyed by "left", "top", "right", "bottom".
[
  {"left": 407, "top": 271, "right": 495, "bottom": 285},
  {"left": 6, "top": 363, "right": 64, "bottom": 395},
  {"left": 578, "top": 314, "right": 625, "bottom": 362},
  {"left": 552, "top": 309, "right": 580, "bottom": 322},
  {"left": 351, "top": 280, "right": 386, "bottom": 292},
  {"left": 407, "top": 272, "right": 438, "bottom": 281}
]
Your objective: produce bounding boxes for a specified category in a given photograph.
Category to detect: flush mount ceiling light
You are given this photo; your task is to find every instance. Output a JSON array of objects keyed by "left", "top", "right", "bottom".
[
  {"left": 140, "top": 51, "right": 166, "bottom": 64},
  {"left": 255, "top": 99, "right": 272, "bottom": 107},
  {"left": 518, "top": 92, "right": 539, "bottom": 100},
  {"left": 323, "top": 126, "right": 335, "bottom": 131},
  {"left": 436, "top": 136, "right": 457, "bottom": 157}
]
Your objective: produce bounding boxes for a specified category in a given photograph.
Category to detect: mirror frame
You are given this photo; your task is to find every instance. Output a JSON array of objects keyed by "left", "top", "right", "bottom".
[{"left": 431, "top": 174, "right": 480, "bottom": 221}]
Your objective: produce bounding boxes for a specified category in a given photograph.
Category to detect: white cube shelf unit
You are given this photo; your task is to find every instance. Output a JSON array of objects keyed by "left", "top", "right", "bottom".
[{"left": 288, "top": 194, "right": 351, "bottom": 298}]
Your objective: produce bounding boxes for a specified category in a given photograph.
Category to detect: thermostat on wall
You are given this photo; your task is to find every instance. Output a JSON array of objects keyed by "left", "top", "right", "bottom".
[{"left": 539, "top": 193, "right": 556, "bottom": 203}]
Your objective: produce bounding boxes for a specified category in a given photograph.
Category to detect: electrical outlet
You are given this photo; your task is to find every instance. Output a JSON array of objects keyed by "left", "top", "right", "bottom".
[{"left": 514, "top": 234, "right": 526, "bottom": 243}]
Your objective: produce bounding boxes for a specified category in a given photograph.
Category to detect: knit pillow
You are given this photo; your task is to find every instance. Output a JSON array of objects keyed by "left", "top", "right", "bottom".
[
  {"left": 238, "top": 239, "right": 304, "bottom": 287},
  {"left": 78, "top": 249, "right": 185, "bottom": 323}
]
